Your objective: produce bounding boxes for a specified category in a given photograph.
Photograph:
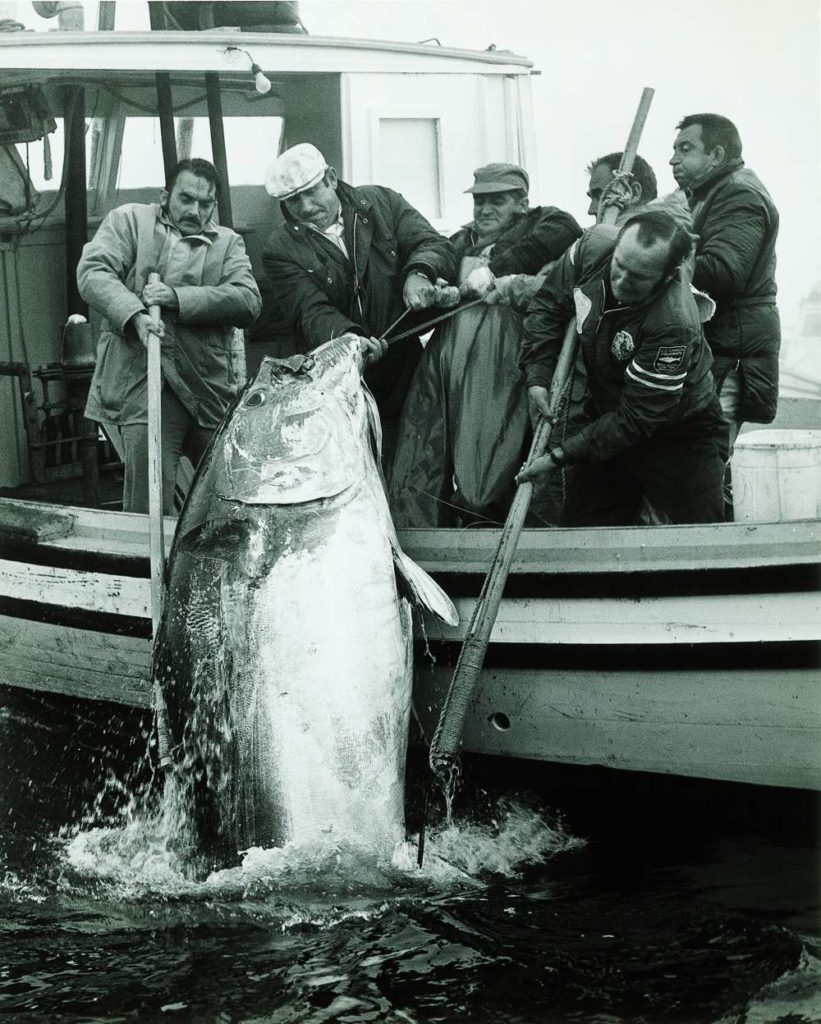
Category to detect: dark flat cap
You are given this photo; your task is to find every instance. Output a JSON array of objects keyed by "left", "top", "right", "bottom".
[{"left": 465, "top": 162, "right": 530, "bottom": 195}]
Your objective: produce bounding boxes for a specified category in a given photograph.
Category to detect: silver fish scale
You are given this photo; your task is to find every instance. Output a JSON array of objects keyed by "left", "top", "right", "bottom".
[{"left": 156, "top": 336, "right": 417, "bottom": 862}]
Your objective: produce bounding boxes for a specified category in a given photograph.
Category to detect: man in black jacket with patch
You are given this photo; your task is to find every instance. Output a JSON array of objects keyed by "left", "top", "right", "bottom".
[
  {"left": 670, "top": 113, "right": 780, "bottom": 447},
  {"left": 262, "top": 143, "right": 457, "bottom": 459},
  {"left": 518, "top": 210, "right": 727, "bottom": 525}
]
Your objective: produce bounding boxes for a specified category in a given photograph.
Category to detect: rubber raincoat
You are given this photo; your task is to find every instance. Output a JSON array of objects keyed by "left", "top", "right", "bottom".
[{"left": 389, "top": 206, "right": 581, "bottom": 527}]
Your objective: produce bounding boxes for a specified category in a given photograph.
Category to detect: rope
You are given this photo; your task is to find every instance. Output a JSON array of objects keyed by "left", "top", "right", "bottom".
[
  {"left": 386, "top": 297, "right": 486, "bottom": 346},
  {"left": 597, "top": 168, "right": 634, "bottom": 218}
]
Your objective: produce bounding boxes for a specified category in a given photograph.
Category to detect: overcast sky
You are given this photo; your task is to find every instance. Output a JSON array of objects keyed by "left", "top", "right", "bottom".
[
  {"left": 298, "top": 0, "right": 820, "bottom": 329},
  {"left": 15, "top": 0, "right": 821, "bottom": 328}
]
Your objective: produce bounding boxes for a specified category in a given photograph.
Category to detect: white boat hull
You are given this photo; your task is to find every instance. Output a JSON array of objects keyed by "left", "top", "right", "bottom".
[{"left": 0, "top": 498, "right": 818, "bottom": 790}]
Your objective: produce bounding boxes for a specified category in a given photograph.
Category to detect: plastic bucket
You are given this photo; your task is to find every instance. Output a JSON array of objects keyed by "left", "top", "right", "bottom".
[{"left": 732, "top": 429, "right": 821, "bottom": 522}]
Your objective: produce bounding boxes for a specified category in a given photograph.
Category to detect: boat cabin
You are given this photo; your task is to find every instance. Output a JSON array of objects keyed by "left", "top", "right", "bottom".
[{"left": 0, "top": 0, "right": 536, "bottom": 496}]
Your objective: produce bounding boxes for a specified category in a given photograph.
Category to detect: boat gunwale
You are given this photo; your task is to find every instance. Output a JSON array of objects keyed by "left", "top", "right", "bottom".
[{"left": 0, "top": 497, "right": 817, "bottom": 576}]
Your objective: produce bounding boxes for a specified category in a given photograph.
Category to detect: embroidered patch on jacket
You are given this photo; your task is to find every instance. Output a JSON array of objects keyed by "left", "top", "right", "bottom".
[
  {"left": 654, "top": 345, "right": 687, "bottom": 373},
  {"left": 573, "top": 289, "right": 592, "bottom": 332},
  {"left": 610, "top": 330, "right": 634, "bottom": 361}
]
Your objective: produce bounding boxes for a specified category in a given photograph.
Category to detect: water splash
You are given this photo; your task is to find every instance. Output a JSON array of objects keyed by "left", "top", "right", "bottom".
[{"left": 55, "top": 780, "right": 581, "bottom": 914}]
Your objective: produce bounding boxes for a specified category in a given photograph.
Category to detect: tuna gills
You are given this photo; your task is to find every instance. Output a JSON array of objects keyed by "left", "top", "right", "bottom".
[{"left": 153, "top": 335, "right": 457, "bottom": 864}]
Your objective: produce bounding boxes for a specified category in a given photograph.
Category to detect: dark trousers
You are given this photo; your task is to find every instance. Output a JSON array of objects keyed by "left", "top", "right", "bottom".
[
  {"left": 120, "top": 386, "right": 212, "bottom": 515},
  {"left": 561, "top": 413, "right": 728, "bottom": 527}
]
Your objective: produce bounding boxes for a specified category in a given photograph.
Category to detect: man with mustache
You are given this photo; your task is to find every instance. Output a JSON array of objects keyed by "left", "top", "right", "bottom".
[
  {"left": 79, "top": 158, "right": 261, "bottom": 514},
  {"left": 389, "top": 162, "right": 581, "bottom": 527}
]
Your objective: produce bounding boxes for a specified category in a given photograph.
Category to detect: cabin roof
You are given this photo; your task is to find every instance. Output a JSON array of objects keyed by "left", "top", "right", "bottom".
[{"left": 0, "top": 29, "right": 535, "bottom": 79}]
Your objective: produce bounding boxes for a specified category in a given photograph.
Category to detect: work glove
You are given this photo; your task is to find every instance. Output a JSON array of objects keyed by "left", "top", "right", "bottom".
[
  {"left": 403, "top": 272, "right": 437, "bottom": 311},
  {"left": 432, "top": 278, "right": 461, "bottom": 308},
  {"left": 484, "top": 275, "right": 516, "bottom": 305},
  {"left": 459, "top": 265, "right": 495, "bottom": 300}
]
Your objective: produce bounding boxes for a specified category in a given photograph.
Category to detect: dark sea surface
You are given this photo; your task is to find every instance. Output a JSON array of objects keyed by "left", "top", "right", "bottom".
[{"left": 0, "top": 686, "right": 819, "bottom": 1024}]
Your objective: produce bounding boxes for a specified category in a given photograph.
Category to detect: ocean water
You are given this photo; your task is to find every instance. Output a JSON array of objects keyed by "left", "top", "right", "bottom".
[{"left": 0, "top": 687, "right": 819, "bottom": 1024}]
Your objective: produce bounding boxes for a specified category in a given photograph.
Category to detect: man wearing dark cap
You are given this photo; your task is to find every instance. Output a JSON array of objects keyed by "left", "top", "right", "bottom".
[
  {"left": 389, "top": 162, "right": 581, "bottom": 527},
  {"left": 262, "top": 143, "right": 457, "bottom": 460}
]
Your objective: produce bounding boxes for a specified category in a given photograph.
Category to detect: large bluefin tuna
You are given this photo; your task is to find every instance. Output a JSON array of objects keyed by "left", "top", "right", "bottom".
[{"left": 153, "top": 335, "right": 457, "bottom": 865}]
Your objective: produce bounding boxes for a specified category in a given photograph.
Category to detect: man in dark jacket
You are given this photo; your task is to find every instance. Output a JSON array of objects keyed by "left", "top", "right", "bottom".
[
  {"left": 389, "top": 163, "right": 581, "bottom": 526},
  {"left": 670, "top": 113, "right": 780, "bottom": 446},
  {"left": 262, "top": 143, "right": 457, "bottom": 455},
  {"left": 518, "top": 210, "right": 727, "bottom": 525}
]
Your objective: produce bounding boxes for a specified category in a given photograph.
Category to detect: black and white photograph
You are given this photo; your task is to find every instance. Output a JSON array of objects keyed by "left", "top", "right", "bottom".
[{"left": 0, "top": 1, "right": 818, "bottom": 1020}]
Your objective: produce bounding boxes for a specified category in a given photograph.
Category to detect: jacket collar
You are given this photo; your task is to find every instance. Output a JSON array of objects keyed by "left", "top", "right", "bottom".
[
  {"left": 460, "top": 208, "right": 529, "bottom": 245},
  {"left": 281, "top": 179, "right": 372, "bottom": 239},
  {"left": 588, "top": 261, "right": 684, "bottom": 319},
  {"left": 687, "top": 157, "right": 745, "bottom": 201},
  {"left": 336, "top": 179, "right": 372, "bottom": 213}
]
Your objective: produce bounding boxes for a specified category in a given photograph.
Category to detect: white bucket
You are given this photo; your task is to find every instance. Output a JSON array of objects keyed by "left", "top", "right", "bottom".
[{"left": 732, "top": 429, "right": 821, "bottom": 523}]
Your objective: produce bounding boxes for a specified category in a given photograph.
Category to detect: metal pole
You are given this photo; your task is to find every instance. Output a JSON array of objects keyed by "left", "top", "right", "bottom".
[
  {"left": 205, "top": 72, "right": 233, "bottom": 228},
  {"left": 63, "top": 86, "right": 88, "bottom": 317},
  {"left": 155, "top": 72, "right": 177, "bottom": 181}
]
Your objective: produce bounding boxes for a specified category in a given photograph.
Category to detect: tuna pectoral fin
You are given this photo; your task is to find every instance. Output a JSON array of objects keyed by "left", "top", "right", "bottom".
[{"left": 392, "top": 544, "right": 459, "bottom": 626}]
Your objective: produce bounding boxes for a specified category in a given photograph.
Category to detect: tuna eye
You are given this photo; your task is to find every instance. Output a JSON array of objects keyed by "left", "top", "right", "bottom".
[{"left": 245, "top": 390, "right": 266, "bottom": 407}]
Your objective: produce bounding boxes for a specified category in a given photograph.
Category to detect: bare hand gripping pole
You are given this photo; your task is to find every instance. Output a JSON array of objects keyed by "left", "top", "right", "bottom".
[{"left": 418, "top": 87, "right": 655, "bottom": 865}]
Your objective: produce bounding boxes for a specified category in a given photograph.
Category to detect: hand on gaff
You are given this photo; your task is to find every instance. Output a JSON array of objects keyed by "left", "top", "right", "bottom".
[
  {"left": 359, "top": 335, "right": 389, "bottom": 368},
  {"left": 458, "top": 265, "right": 495, "bottom": 300},
  {"left": 484, "top": 275, "right": 514, "bottom": 305},
  {"left": 527, "top": 385, "right": 553, "bottom": 430},
  {"left": 515, "top": 454, "right": 557, "bottom": 485},
  {"left": 432, "top": 278, "right": 461, "bottom": 308},
  {"left": 141, "top": 280, "right": 179, "bottom": 310},
  {"left": 403, "top": 273, "right": 437, "bottom": 311},
  {"left": 132, "top": 311, "right": 165, "bottom": 349}
]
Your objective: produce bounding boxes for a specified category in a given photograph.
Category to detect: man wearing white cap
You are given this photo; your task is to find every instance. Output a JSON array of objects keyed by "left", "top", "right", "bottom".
[{"left": 262, "top": 143, "right": 457, "bottom": 459}]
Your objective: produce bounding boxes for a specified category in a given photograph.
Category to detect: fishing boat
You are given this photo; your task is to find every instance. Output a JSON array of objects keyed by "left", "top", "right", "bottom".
[{"left": 0, "top": 1, "right": 818, "bottom": 793}]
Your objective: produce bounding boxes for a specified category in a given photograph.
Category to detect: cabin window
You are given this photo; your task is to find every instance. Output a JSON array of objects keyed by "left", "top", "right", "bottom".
[
  {"left": 375, "top": 117, "right": 442, "bottom": 220},
  {"left": 116, "top": 115, "right": 284, "bottom": 190},
  {"left": 14, "top": 117, "right": 103, "bottom": 192}
]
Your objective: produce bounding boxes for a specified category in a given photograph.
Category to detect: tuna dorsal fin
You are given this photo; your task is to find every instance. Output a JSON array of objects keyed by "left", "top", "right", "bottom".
[{"left": 392, "top": 543, "right": 459, "bottom": 626}]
